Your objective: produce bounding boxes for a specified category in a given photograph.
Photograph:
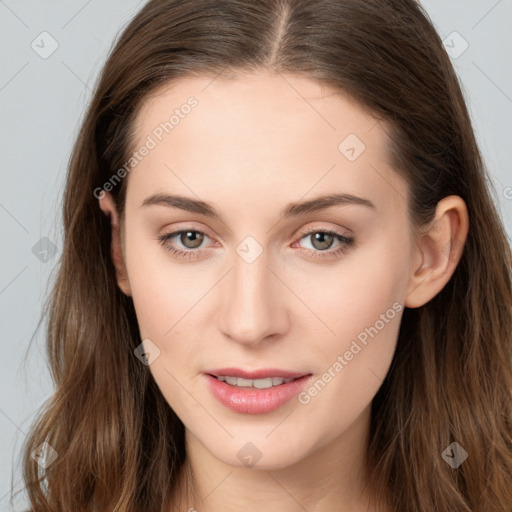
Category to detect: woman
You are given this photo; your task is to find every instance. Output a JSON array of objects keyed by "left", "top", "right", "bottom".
[{"left": 21, "top": 0, "right": 512, "bottom": 511}]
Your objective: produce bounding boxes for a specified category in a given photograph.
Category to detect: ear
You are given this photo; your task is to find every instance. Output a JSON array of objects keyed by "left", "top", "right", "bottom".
[
  {"left": 405, "top": 195, "right": 469, "bottom": 308},
  {"left": 98, "top": 191, "right": 132, "bottom": 296}
]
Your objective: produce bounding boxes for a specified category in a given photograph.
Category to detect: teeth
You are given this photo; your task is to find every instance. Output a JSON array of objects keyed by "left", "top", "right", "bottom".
[{"left": 217, "top": 376, "right": 294, "bottom": 388}]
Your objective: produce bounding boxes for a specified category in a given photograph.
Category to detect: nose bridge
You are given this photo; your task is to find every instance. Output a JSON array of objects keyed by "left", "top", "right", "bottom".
[{"left": 218, "top": 238, "right": 287, "bottom": 344}]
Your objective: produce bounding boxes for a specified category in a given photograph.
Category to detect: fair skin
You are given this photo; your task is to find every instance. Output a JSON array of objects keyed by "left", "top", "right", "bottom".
[{"left": 99, "top": 71, "right": 468, "bottom": 512}]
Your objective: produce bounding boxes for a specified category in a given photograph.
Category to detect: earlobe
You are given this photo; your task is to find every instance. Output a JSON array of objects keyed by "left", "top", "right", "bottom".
[
  {"left": 98, "top": 191, "right": 132, "bottom": 297},
  {"left": 405, "top": 195, "right": 469, "bottom": 309}
]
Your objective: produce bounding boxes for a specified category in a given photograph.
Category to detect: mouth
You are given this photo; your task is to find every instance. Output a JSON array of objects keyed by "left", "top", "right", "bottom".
[
  {"left": 207, "top": 374, "right": 305, "bottom": 389},
  {"left": 205, "top": 367, "right": 310, "bottom": 389},
  {"left": 204, "top": 369, "right": 314, "bottom": 414}
]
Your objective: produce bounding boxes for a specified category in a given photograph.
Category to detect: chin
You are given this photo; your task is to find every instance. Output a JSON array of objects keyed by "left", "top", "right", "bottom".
[{"left": 200, "top": 433, "right": 314, "bottom": 471}]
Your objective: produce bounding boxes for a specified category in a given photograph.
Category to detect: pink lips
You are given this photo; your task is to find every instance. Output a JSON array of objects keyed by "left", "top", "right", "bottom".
[
  {"left": 206, "top": 367, "right": 308, "bottom": 380},
  {"left": 204, "top": 368, "right": 313, "bottom": 414}
]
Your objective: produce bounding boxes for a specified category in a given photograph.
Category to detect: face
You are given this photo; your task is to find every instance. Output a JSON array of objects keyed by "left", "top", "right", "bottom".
[{"left": 105, "top": 71, "right": 419, "bottom": 470}]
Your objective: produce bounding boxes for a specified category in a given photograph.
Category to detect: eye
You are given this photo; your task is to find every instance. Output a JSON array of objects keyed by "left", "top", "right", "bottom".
[
  {"left": 156, "top": 227, "right": 355, "bottom": 261},
  {"left": 157, "top": 229, "right": 212, "bottom": 260},
  {"left": 293, "top": 229, "right": 355, "bottom": 260}
]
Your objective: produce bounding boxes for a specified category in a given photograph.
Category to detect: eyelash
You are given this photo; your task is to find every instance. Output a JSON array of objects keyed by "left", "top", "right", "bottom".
[{"left": 156, "top": 227, "right": 355, "bottom": 261}]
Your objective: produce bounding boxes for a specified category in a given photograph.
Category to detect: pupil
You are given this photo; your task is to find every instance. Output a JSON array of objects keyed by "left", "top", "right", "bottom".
[
  {"left": 182, "top": 231, "right": 203, "bottom": 248},
  {"left": 313, "top": 233, "right": 333, "bottom": 250}
]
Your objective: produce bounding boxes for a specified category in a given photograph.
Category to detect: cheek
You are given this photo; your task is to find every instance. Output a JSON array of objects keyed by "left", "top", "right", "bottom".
[
  {"left": 287, "top": 236, "right": 409, "bottom": 416},
  {"left": 292, "top": 249, "right": 406, "bottom": 430},
  {"left": 293, "top": 233, "right": 409, "bottom": 344},
  {"left": 123, "top": 223, "right": 206, "bottom": 336}
]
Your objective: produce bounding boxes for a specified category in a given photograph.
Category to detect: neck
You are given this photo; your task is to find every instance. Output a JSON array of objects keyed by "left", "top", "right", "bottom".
[{"left": 171, "top": 404, "right": 388, "bottom": 512}]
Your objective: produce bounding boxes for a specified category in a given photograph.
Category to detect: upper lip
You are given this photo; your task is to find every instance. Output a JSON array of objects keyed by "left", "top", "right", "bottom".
[{"left": 205, "top": 368, "right": 310, "bottom": 380}]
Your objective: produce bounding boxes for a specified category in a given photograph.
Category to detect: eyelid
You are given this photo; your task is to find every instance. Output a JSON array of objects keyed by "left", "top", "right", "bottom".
[
  {"left": 294, "top": 222, "right": 353, "bottom": 239},
  {"left": 159, "top": 222, "right": 218, "bottom": 243},
  {"left": 159, "top": 221, "right": 352, "bottom": 245}
]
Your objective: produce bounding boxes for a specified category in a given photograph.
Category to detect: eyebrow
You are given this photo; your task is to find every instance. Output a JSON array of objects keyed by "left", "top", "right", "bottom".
[{"left": 140, "top": 192, "right": 376, "bottom": 219}]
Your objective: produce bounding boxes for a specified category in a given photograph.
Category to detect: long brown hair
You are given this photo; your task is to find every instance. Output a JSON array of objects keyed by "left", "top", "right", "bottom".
[{"left": 19, "top": 0, "right": 512, "bottom": 510}]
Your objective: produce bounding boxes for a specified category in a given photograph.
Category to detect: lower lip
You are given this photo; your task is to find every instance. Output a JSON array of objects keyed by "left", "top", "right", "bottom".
[{"left": 205, "top": 374, "right": 312, "bottom": 414}]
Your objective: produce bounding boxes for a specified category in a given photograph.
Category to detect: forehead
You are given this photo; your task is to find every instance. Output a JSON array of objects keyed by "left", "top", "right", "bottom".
[
  {"left": 133, "top": 71, "right": 384, "bottom": 152},
  {"left": 126, "top": 71, "right": 407, "bottom": 217}
]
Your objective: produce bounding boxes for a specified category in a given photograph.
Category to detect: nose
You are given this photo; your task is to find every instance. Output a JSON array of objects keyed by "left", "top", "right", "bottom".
[{"left": 217, "top": 248, "right": 290, "bottom": 346}]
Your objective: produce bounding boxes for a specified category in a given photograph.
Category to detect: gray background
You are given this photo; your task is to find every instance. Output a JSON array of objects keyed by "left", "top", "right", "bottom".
[{"left": 0, "top": 0, "right": 511, "bottom": 509}]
